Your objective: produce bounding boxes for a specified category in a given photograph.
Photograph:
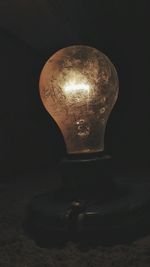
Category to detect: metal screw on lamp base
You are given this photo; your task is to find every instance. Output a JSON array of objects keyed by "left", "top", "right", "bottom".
[{"left": 24, "top": 154, "right": 150, "bottom": 247}]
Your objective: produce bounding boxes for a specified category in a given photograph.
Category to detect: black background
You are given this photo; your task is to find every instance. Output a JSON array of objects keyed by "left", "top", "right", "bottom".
[{"left": 0, "top": 0, "right": 150, "bottom": 178}]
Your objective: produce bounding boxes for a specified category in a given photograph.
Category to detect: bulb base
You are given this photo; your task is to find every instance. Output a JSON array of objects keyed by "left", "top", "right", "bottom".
[
  {"left": 24, "top": 156, "right": 150, "bottom": 247},
  {"left": 60, "top": 154, "right": 115, "bottom": 201}
]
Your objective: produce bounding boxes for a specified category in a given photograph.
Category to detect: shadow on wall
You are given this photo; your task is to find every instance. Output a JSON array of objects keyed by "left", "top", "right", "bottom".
[{"left": 0, "top": 29, "right": 66, "bottom": 178}]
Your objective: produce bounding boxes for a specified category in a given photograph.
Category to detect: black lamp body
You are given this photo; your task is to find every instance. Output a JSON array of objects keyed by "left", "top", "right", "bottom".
[{"left": 25, "top": 154, "right": 150, "bottom": 246}]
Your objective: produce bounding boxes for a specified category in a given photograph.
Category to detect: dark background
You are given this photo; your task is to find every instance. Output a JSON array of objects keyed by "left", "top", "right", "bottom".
[
  {"left": 0, "top": 1, "right": 150, "bottom": 266},
  {"left": 0, "top": 0, "right": 150, "bottom": 178}
]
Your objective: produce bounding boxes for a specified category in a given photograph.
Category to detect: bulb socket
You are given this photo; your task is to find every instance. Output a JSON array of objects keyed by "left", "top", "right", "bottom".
[{"left": 60, "top": 153, "right": 115, "bottom": 201}]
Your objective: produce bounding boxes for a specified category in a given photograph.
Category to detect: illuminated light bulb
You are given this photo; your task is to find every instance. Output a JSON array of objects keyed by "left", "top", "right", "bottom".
[{"left": 39, "top": 45, "right": 119, "bottom": 154}]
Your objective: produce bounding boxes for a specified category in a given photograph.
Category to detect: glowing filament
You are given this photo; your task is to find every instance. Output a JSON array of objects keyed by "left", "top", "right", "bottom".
[{"left": 64, "top": 82, "right": 90, "bottom": 94}]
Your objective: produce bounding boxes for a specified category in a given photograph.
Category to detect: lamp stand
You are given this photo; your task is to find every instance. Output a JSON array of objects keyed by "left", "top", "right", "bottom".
[{"left": 25, "top": 154, "right": 150, "bottom": 247}]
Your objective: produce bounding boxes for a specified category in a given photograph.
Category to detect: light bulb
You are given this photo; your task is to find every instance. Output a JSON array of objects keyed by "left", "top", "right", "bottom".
[{"left": 39, "top": 45, "right": 119, "bottom": 154}]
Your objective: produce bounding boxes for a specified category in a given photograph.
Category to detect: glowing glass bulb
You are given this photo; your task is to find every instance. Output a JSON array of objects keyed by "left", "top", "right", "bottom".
[{"left": 39, "top": 45, "right": 119, "bottom": 154}]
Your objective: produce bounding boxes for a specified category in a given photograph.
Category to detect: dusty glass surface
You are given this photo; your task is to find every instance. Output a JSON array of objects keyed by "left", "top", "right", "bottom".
[{"left": 39, "top": 45, "right": 119, "bottom": 154}]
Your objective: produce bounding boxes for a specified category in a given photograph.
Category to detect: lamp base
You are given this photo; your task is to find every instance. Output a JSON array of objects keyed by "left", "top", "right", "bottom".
[{"left": 24, "top": 156, "right": 150, "bottom": 247}]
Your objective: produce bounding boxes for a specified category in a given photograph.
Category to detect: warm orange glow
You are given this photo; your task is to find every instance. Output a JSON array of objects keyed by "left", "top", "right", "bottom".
[{"left": 39, "top": 45, "right": 119, "bottom": 154}]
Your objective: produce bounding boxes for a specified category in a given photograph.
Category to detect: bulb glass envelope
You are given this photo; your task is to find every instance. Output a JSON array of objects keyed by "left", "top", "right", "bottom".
[{"left": 39, "top": 45, "right": 119, "bottom": 154}]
